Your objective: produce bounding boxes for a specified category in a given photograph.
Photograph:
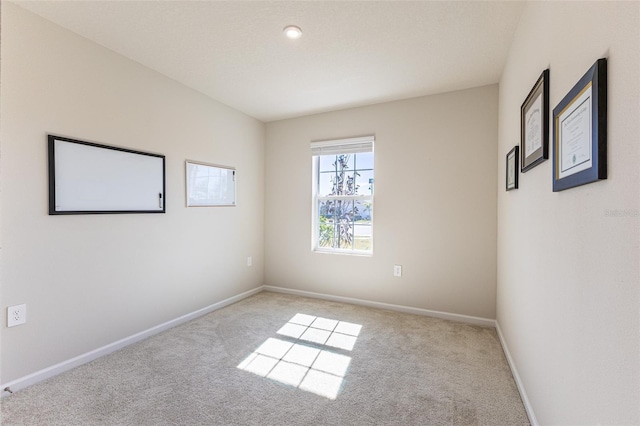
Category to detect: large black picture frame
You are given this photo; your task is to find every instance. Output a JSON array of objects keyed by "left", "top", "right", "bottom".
[
  {"left": 552, "top": 58, "right": 607, "bottom": 192},
  {"left": 48, "top": 135, "right": 166, "bottom": 214},
  {"left": 521, "top": 69, "right": 549, "bottom": 172}
]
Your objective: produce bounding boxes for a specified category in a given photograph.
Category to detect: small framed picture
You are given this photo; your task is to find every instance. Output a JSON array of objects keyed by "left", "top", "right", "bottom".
[
  {"left": 552, "top": 58, "right": 607, "bottom": 192},
  {"left": 185, "top": 160, "right": 236, "bottom": 207},
  {"left": 521, "top": 69, "right": 549, "bottom": 172},
  {"left": 506, "top": 146, "right": 519, "bottom": 191}
]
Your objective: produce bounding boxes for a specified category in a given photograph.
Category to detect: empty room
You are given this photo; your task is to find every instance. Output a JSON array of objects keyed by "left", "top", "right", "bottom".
[{"left": 1, "top": 1, "right": 638, "bottom": 425}]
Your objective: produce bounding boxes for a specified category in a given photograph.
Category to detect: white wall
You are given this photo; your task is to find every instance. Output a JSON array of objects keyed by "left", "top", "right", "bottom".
[
  {"left": 497, "top": 2, "right": 639, "bottom": 424},
  {"left": 6, "top": 2, "right": 638, "bottom": 422},
  {"left": 0, "top": 3, "right": 264, "bottom": 383},
  {"left": 265, "top": 86, "right": 498, "bottom": 320}
]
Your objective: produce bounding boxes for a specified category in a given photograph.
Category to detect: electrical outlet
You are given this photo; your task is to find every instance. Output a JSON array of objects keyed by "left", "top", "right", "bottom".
[
  {"left": 247, "top": 256, "right": 252, "bottom": 267},
  {"left": 394, "top": 265, "right": 402, "bottom": 277},
  {"left": 7, "top": 304, "right": 26, "bottom": 327}
]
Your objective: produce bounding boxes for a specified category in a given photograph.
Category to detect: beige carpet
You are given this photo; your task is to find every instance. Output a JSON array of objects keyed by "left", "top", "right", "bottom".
[{"left": 0, "top": 291, "right": 529, "bottom": 425}]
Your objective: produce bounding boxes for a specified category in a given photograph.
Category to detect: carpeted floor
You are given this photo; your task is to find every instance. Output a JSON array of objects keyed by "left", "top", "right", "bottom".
[{"left": 0, "top": 291, "right": 529, "bottom": 425}]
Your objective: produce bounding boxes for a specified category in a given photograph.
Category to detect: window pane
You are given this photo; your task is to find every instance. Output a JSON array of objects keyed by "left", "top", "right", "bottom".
[
  {"left": 343, "top": 171, "right": 357, "bottom": 195},
  {"left": 318, "top": 157, "right": 360, "bottom": 196},
  {"left": 334, "top": 199, "right": 355, "bottom": 250},
  {"left": 354, "top": 152, "right": 373, "bottom": 170},
  {"left": 318, "top": 200, "right": 335, "bottom": 248},
  {"left": 319, "top": 171, "right": 335, "bottom": 196},
  {"left": 319, "top": 155, "right": 337, "bottom": 173},
  {"left": 354, "top": 199, "right": 372, "bottom": 222},
  {"left": 355, "top": 170, "right": 374, "bottom": 196},
  {"left": 354, "top": 224, "right": 372, "bottom": 251},
  {"left": 335, "top": 154, "right": 354, "bottom": 172},
  {"left": 354, "top": 200, "right": 372, "bottom": 250},
  {"left": 319, "top": 154, "right": 356, "bottom": 173},
  {"left": 318, "top": 199, "right": 356, "bottom": 250}
]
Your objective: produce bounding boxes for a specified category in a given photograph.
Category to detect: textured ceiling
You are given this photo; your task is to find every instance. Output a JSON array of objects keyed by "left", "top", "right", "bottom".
[{"left": 14, "top": 1, "right": 525, "bottom": 122}]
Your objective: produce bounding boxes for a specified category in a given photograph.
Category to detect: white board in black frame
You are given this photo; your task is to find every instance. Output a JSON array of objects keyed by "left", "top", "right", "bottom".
[{"left": 48, "top": 135, "right": 166, "bottom": 215}]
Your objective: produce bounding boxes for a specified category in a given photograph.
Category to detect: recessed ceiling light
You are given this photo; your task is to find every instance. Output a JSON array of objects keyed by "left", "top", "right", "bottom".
[{"left": 283, "top": 25, "right": 302, "bottom": 40}]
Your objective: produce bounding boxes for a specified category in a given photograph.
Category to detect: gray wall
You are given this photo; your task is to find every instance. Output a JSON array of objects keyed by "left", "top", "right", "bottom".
[
  {"left": 0, "top": 3, "right": 265, "bottom": 383},
  {"left": 265, "top": 86, "right": 499, "bottom": 320},
  {"left": 497, "top": 2, "right": 639, "bottom": 424}
]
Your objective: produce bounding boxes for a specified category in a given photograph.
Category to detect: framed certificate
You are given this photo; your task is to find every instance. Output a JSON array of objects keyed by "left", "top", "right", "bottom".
[
  {"left": 521, "top": 69, "right": 549, "bottom": 172},
  {"left": 552, "top": 58, "right": 607, "bottom": 192},
  {"left": 506, "top": 146, "right": 519, "bottom": 191}
]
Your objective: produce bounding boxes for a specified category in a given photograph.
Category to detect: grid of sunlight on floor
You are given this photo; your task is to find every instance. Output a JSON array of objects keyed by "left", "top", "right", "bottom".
[{"left": 237, "top": 313, "right": 362, "bottom": 400}]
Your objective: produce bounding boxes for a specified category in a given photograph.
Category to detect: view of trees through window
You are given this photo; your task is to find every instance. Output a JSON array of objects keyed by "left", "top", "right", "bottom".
[{"left": 316, "top": 152, "right": 373, "bottom": 252}]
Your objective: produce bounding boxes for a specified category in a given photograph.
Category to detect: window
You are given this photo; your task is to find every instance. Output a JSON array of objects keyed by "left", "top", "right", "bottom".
[{"left": 311, "top": 136, "right": 374, "bottom": 254}]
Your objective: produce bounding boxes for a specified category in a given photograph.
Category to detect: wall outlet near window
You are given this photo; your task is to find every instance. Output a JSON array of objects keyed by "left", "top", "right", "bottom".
[
  {"left": 247, "top": 256, "right": 252, "bottom": 267},
  {"left": 7, "top": 304, "right": 27, "bottom": 327},
  {"left": 393, "top": 265, "right": 402, "bottom": 277}
]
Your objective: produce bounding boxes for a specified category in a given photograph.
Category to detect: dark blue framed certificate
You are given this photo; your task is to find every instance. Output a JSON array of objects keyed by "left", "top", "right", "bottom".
[{"left": 552, "top": 58, "right": 607, "bottom": 192}]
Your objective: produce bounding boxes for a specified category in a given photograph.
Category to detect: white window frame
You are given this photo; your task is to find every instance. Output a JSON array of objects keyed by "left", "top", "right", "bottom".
[{"left": 311, "top": 136, "right": 374, "bottom": 255}]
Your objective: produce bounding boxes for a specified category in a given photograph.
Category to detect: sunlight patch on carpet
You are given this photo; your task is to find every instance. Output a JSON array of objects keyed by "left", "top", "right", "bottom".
[{"left": 237, "top": 314, "right": 362, "bottom": 400}]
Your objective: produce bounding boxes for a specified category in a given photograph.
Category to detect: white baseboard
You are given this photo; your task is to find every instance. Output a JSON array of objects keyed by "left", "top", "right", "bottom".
[
  {"left": 3, "top": 282, "right": 535, "bottom": 426},
  {"left": 265, "top": 286, "right": 538, "bottom": 422},
  {"left": 495, "top": 321, "right": 538, "bottom": 426},
  {"left": 263, "top": 285, "right": 496, "bottom": 327},
  {"left": 1, "top": 286, "right": 264, "bottom": 396}
]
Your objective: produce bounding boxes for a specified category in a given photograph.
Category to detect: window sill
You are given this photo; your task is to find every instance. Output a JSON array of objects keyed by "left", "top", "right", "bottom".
[{"left": 313, "top": 248, "right": 373, "bottom": 257}]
